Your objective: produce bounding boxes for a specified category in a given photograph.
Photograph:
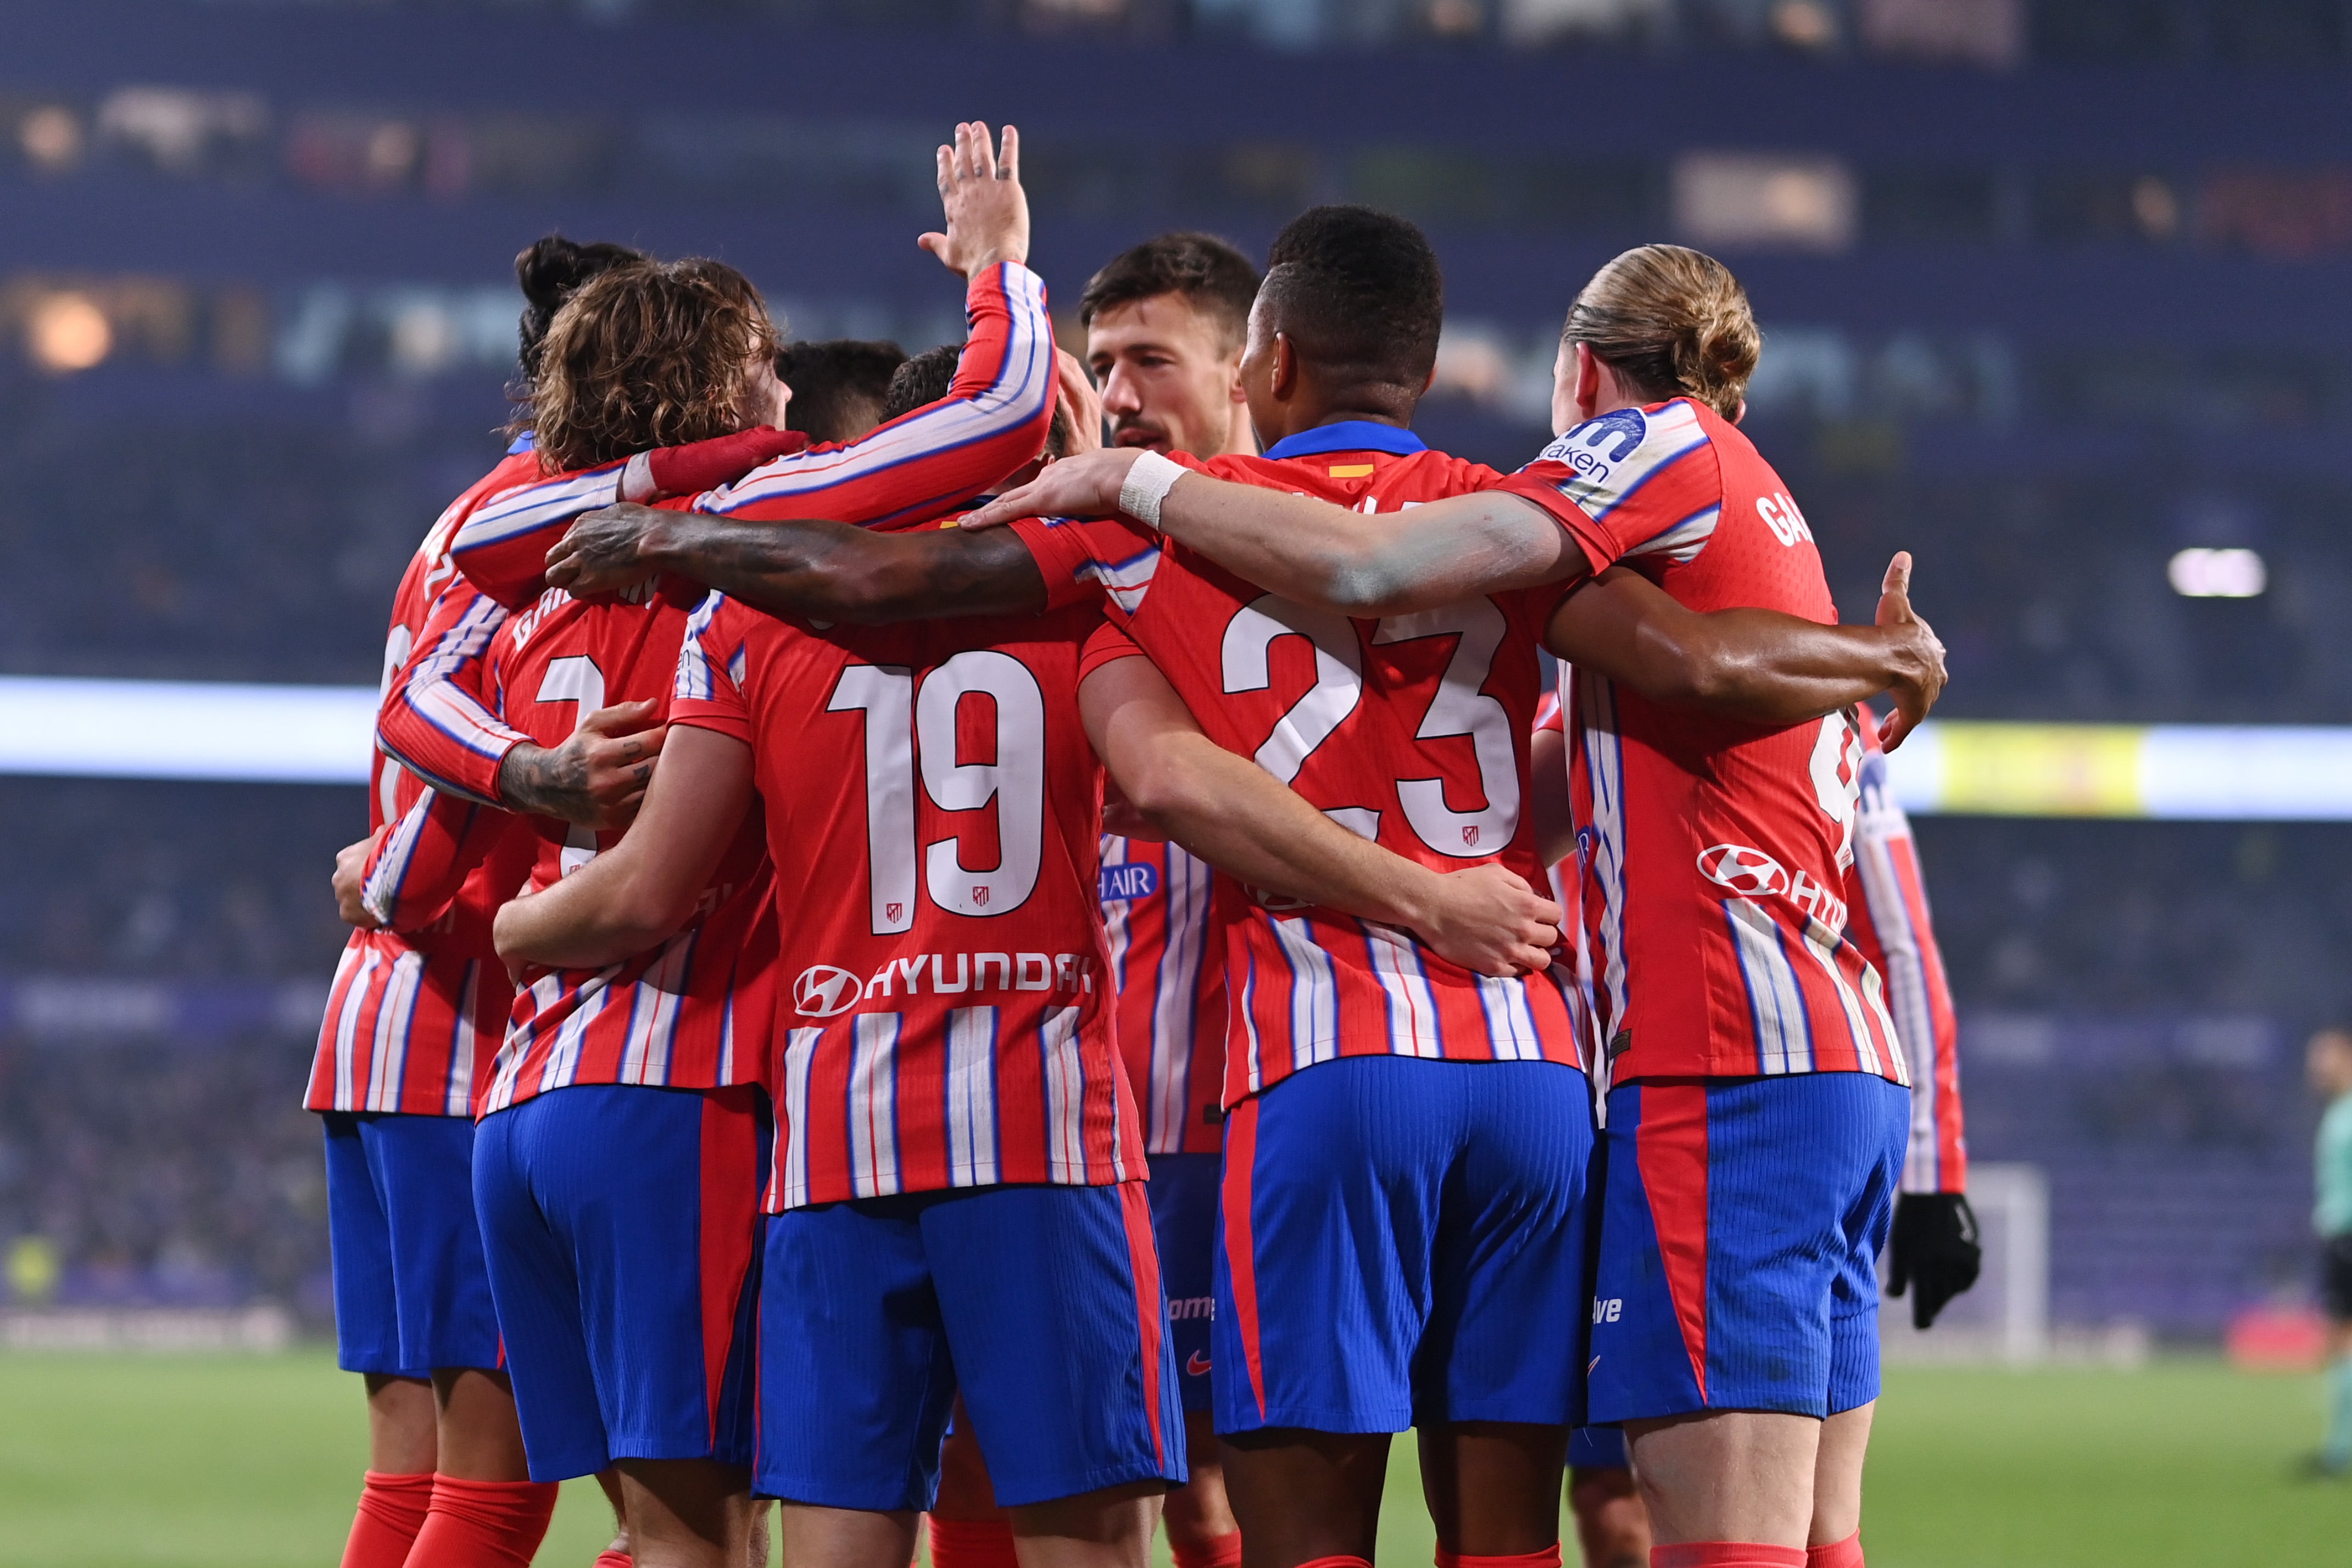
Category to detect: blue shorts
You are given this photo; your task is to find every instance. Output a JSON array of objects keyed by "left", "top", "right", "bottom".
[
  {"left": 1587, "top": 1073, "right": 1909, "bottom": 1426},
  {"left": 1213, "top": 1057, "right": 1594, "bottom": 1436},
  {"left": 322, "top": 1110, "right": 503, "bottom": 1376},
  {"left": 1568, "top": 1426, "right": 1628, "bottom": 1471},
  {"left": 756, "top": 1180, "right": 1185, "bottom": 1512},
  {"left": 472, "top": 1084, "right": 768, "bottom": 1483},
  {"left": 1149, "top": 1153, "right": 1221, "bottom": 1415}
]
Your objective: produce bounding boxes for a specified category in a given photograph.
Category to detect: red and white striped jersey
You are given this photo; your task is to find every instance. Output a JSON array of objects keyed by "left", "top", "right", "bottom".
[
  {"left": 668, "top": 589, "right": 1142, "bottom": 1211},
  {"left": 1531, "top": 682, "right": 1604, "bottom": 1086},
  {"left": 1007, "top": 422, "right": 1606, "bottom": 1109},
  {"left": 365, "top": 588, "right": 777, "bottom": 1116},
  {"left": 374, "top": 442, "right": 544, "bottom": 807},
  {"left": 444, "top": 262, "right": 1057, "bottom": 609},
  {"left": 306, "top": 447, "right": 543, "bottom": 1117},
  {"left": 1551, "top": 398, "right": 1905, "bottom": 1086},
  {"left": 1100, "top": 835, "right": 1225, "bottom": 1156},
  {"left": 1847, "top": 706, "right": 1966, "bottom": 1192}
]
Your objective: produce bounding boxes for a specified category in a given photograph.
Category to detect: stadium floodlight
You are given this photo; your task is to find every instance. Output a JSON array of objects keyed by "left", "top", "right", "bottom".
[
  {"left": 1879, "top": 720, "right": 2352, "bottom": 820},
  {"left": 27, "top": 292, "right": 111, "bottom": 373},
  {"left": 3, "top": 677, "right": 2352, "bottom": 823},
  {"left": 2167, "top": 546, "right": 2266, "bottom": 598},
  {"left": 0, "top": 675, "right": 374, "bottom": 783}
]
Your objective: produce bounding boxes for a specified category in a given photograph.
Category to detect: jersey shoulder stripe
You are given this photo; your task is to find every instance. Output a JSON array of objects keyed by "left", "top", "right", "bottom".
[
  {"left": 1531, "top": 401, "right": 1711, "bottom": 520},
  {"left": 1623, "top": 502, "right": 1723, "bottom": 565},
  {"left": 1077, "top": 533, "right": 1162, "bottom": 613},
  {"left": 455, "top": 464, "right": 623, "bottom": 553}
]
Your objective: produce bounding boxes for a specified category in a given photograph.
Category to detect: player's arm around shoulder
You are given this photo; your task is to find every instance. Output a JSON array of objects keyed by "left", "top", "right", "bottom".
[
  {"left": 1545, "top": 552, "right": 1947, "bottom": 740},
  {"left": 493, "top": 724, "right": 754, "bottom": 973},
  {"left": 1077, "top": 648, "right": 1558, "bottom": 978},
  {"left": 964, "top": 447, "right": 1592, "bottom": 616},
  {"left": 548, "top": 501, "right": 1047, "bottom": 625}
]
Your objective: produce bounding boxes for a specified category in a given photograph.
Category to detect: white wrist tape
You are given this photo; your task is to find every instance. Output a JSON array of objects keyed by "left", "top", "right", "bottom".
[
  {"left": 1117, "top": 450, "right": 1187, "bottom": 529},
  {"left": 619, "top": 451, "right": 657, "bottom": 504}
]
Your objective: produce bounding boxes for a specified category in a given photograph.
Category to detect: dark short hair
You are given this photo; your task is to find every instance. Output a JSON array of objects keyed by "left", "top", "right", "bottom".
[
  {"left": 777, "top": 338, "right": 907, "bottom": 444},
  {"left": 885, "top": 342, "right": 1072, "bottom": 460},
  {"left": 881, "top": 343, "right": 961, "bottom": 423},
  {"left": 1256, "top": 205, "right": 1443, "bottom": 397},
  {"left": 1078, "top": 232, "right": 1261, "bottom": 352},
  {"left": 514, "top": 233, "right": 648, "bottom": 387}
]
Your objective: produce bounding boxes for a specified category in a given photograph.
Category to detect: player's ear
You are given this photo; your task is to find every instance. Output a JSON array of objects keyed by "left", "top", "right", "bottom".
[
  {"left": 1270, "top": 332, "right": 1297, "bottom": 401},
  {"left": 1573, "top": 341, "right": 1603, "bottom": 422}
]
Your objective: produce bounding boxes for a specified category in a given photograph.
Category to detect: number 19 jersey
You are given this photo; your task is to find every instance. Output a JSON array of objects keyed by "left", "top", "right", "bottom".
[
  {"left": 668, "top": 592, "right": 1142, "bottom": 1211},
  {"left": 1008, "top": 425, "right": 1604, "bottom": 1109}
]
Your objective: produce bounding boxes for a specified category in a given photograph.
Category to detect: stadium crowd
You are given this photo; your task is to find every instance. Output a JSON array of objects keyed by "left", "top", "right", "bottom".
[{"left": 21, "top": 0, "right": 2352, "bottom": 65}]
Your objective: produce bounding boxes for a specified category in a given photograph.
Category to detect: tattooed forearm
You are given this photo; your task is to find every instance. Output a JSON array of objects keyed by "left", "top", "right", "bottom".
[
  {"left": 648, "top": 514, "right": 1045, "bottom": 624},
  {"left": 497, "top": 742, "right": 586, "bottom": 817}
]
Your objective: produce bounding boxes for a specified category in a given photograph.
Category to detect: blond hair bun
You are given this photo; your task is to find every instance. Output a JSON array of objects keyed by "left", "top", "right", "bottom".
[{"left": 1563, "top": 244, "right": 1760, "bottom": 421}]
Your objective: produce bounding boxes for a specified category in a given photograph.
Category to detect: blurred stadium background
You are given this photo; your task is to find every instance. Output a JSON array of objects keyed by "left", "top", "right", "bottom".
[{"left": 2, "top": 0, "right": 2350, "bottom": 1561}]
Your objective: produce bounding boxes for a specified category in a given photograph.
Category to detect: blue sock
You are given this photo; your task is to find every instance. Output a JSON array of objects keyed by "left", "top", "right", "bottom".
[{"left": 2325, "top": 1356, "right": 2352, "bottom": 1466}]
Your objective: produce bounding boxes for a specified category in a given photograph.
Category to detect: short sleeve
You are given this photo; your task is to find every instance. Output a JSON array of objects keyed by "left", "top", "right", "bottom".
[
  {"left": 1492, "top": 401, "right": 1727, "bottom": 576},
  {"left": 1005, "top": 513, "right": 1162, "bottom": 614},
  {"left": 1078, "top": 617, "right": 1150, "bottom": 685},
  {"left": 668, "top": 594, "right": 753, "bottom": 743}
]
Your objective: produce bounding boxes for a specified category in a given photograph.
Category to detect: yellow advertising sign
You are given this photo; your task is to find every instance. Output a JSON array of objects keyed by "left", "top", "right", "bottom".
[{"left": 1929, "top": 723, "right": 2145, "bottom": 817}]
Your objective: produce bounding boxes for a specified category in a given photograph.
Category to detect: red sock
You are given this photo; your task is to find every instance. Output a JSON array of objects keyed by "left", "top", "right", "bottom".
[
  {"left": 403, "top": 1475, "right": 559, "bottom": 1568},
  {"left": 1295, "top": 1559, "right": 1374, "bottom": 1568},
  {"left": 1173, "top": 1532, "right": 1245, "bottom": 1568},
  {"left": 341, "top": 1471, "right": 436, "bottom": 1568},
  {"left": 592, "top": 1552, "right": 634, "bottom": 1568},
  {"left": 1437, "top": 1549, "right": 1562, "bottom": 1568},
  {"left": 1805, "top": 1534, "right": 1862, "bottom": 1568},
  {"left": 929, "top": 1515, "right": 1021, "bottom": 1568},
  {"left": 1652, "top": 1547, "right": 1808, "bottom": 1568}
]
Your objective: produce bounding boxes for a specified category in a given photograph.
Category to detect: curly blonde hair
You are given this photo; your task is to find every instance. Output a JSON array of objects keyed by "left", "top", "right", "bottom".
[
  {"left": 521, "top": 257, "right": 778, "bottom": 473},
  {"left": 1562, "top": 244, "right": 1760, "bottom": 421}
]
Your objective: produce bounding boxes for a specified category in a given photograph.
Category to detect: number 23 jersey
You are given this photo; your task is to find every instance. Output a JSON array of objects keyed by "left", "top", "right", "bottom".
[
  {"left": 668, "top": 592, "right": 1142, "bottom": 1211},
  {"left": 1009, "top": 430, "right": 1596, "bottom": 1109}
]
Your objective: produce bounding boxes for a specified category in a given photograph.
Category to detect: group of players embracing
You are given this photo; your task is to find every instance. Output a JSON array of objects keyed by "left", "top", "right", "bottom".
[{"left": 311, "top": 119, "right": 1983, "bottom": 1568}]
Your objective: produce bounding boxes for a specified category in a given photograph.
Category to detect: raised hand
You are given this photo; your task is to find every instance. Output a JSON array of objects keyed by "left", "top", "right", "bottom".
[
  {"left": 1407, "top": 862, "right": 1563, "bottom": 979},
  {"left": 917, "top": 122, "right": 1029, "bottom": 280},
  {"left": 1874, "top": 550, "right": 1947, "bottom": 751},
  {"left": 959, "top": 446, "right": 1142, "bottom": 530}
]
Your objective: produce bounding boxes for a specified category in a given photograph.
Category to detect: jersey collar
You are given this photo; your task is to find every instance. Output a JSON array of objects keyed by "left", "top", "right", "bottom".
[
  {"left": 506, "top": 431, "right": 536, "bottom": 454},
  {"left": 1261, "top": 420, "right": 1425, "bottom": 462}
]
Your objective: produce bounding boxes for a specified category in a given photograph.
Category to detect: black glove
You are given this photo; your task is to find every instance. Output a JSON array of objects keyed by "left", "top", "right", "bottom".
[{"left": 1888, "top": 1191, "right": 1982, "bottom": 1330}]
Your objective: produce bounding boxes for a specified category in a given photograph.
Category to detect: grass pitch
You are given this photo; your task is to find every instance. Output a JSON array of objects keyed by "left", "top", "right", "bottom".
[{"left": 1, "top": 1351, "right": 2347, "bottom": 1566}]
